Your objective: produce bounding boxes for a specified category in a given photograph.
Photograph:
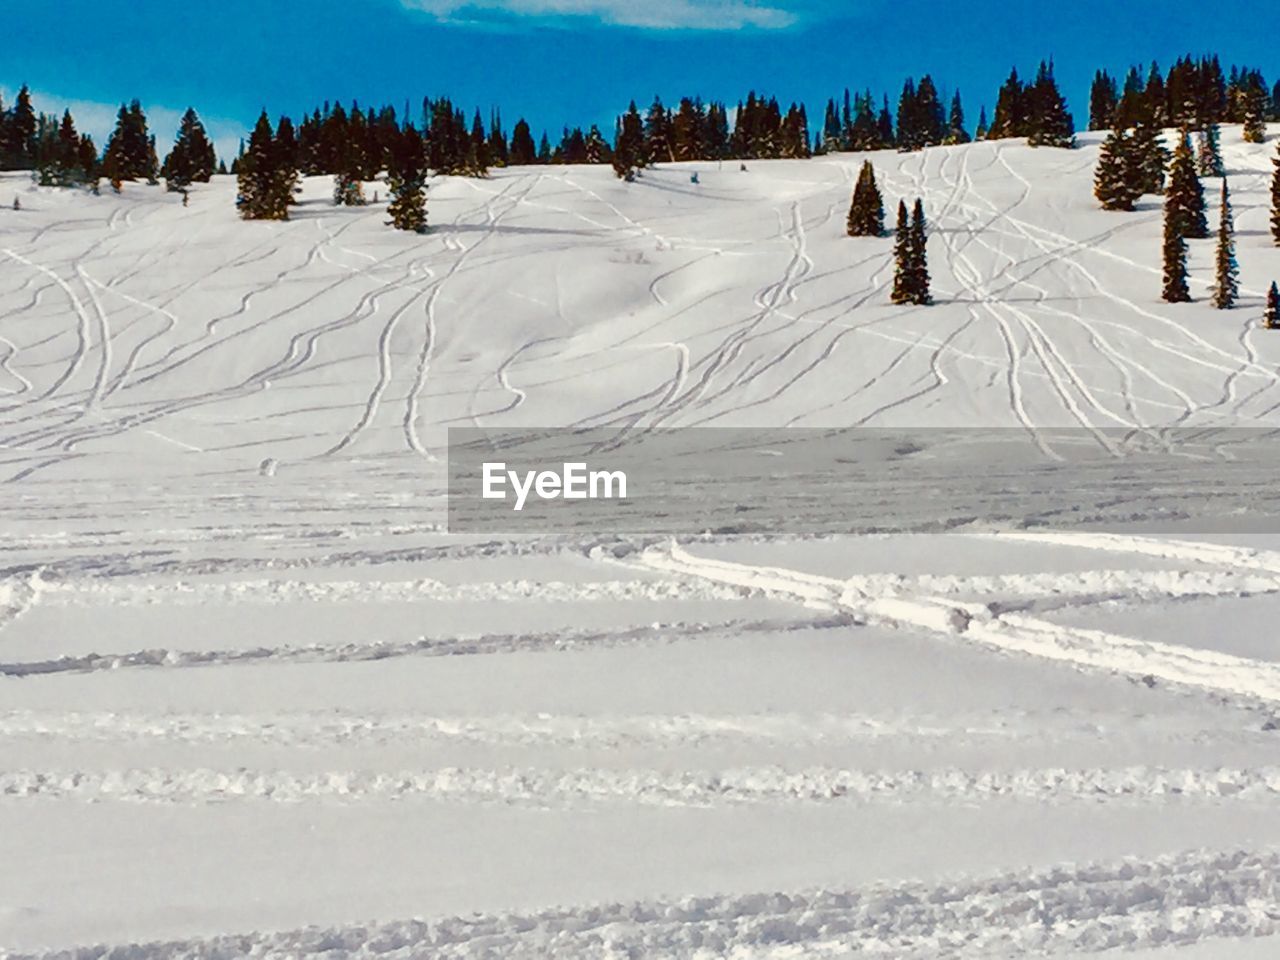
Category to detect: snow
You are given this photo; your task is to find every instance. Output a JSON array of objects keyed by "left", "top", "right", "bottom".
[{"left": 4, "top": 127, "right": 1280, "bottom": 957}]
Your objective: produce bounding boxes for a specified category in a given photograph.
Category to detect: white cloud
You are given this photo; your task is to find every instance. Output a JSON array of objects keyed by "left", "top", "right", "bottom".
[
  {"left": 401, "top": 0, "right": 800, "bottom": 30},
  {"left": 2, "top": 87, "right": 247, "bottom": 168}
]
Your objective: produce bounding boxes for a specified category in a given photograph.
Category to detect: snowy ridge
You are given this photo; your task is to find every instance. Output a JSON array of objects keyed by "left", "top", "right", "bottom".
[
  {"left": 7, "top": 765, "right": 1280, "bottom": 807},
  {"left": 13, "top": 848, "right": 1280, "bottom": 959},
  {"left": 0, "top": 614, "right": 840, "bottom": 678},
  {"left": 634, "top": 539, "right": 1280, "bottom": 705}
]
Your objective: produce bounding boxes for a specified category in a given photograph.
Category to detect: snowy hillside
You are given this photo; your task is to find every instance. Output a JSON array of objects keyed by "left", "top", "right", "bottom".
[{"left": 3, "top": 130, "right": 1280, "bottom": 958}]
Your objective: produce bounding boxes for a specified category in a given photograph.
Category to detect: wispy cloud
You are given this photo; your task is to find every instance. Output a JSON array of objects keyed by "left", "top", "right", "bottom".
[{"left": 400, "top": 0, "right": 806, "bottom": 30}]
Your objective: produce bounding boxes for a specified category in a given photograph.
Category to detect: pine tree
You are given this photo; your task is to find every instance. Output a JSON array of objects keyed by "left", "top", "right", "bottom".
[
  {"left": 1165, "top": 130, "right": 1209, "bottom": 239},
  {"left": 1027, "top": 60, "right": 1075, "bottom": 148},
  {"left": 509, "top": 119, "right": 536, "bottom": 165},
  {"left": 1196, "top": 123, "right": 1224, "bottom": 177},
  {"left": 890, "top": 200, "right": 912, "bottom": 304},
  {"left": 613, "top": 101, "right": 647, "bottom": 178},
  {"left": 974, "top": 106, "right": 988, "bottom": 141},
  {"left": 2, "top": 85, "right": 37, "bottom": 170},
  {"left": 846, "top": 161, "right": 884, "bottom": 236},
  {"left": 1161, "top": 193, "right": 1191, "bottom": 303},
  {"left": 1089, "top": 70, "right": 1119, "bottom": 131},
  {"left": 162, "top": 107, "right": 217, "bottom": 191},
  {"left": 1212, "top": 179, "right": 1238, "bottom": 308},
  {"left": 644, "top": 97, "right": 673, "bottom": 164},
  {"left": 1129, "top": 121, "right": 1169, "bottom": 194},
  {"left": 386, "top": 124, "right": 428, "bottom": 233},
  {"left": 1272, "top": 140, "right": 1280, "bottom": 245},
  {"left": 102, "top": 100, "right": 156, "bottom": 183},
  {"left": 908, "top": 198, "right": 932, "bottom": 305},
  {"left": 945, "top": 91, "right": 970, "bottom": 145},
  {"left": 1095, "top": 129, "right": 1142, "bottom": 210},
  {"left": 988, "top": 68, "right": 1025, "bottom": 139},
  {"left": 1265, "top": 281, "right": 1280, "bottom": 329},
  {"left": 237, "top": 112, "right": 291, "bottom": 220},
  {"left": 1242, "top": 84, "right": 1268, "bottom": 143}
]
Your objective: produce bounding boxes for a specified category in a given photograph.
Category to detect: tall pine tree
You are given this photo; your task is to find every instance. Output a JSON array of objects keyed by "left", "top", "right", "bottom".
[
  {"left": 908, "top": 199, "right": 932, "bottom": 305},
  {"left": 1271, "top": 139, "right": 1280, "bottom": 245},
  {"left": 1212, "top": 179, "right": 1238, "bottom": 309},
  {"left": 1161, "top": 191, "right": 1191, "bottom": 303},
  {"left": 891, "top": 200, "right": 912, "bottom": 304}
]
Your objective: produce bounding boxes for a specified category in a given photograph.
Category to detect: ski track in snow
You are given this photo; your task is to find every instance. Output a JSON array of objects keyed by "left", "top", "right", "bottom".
[
  {"left": 7, "top": 764, "right": 1280, "bottom": 808},
  {"left": 11, "top": 848, "right": 1280, "bottom": 959}
]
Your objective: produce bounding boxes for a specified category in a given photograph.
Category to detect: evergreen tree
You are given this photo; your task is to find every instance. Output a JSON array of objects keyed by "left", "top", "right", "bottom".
[
  {"left": 1094, "top": 129, "right": 1142, "bottom": 210},
  {"left": 1212, "top": 179, "right": 1238, "bottom": 309},
  {"left": 671, "top": 97, "right": 706, "bottom": 161},
  {"left": 1242, "top": 83, "right": 1268, "bottom": 143},
  {"left": 584, "top": 124, "right": 609, "bottom": 164},
  {"left": 988, "top": 68, "right": 1025, "bottom": 139},
  {"left": 1196, "top": 123, "right": 1224, "bottom": 177},
  {"left": 1165, "top": 130, "right": 1209, "bottom": 238},
  {"left": 36, "top": 110, "right": 86, "bottom": 187},
  {"left": 2, "top": 85, "right": 37, "bottom": 170},
  {"left": 162, "top": 107, "right": 217, "bottom": 190},
  {"left": 974, "top": 106, "right": 988, "bottom": 141},
  {"left": 876, "top": 96, "right": 895, "bottom": 148},
  {"left": 102, "top": 100, "right": 157, "bottom": 183},
  {"left": 908, "top": 198, "right": 932, "bottom": 305},
  {"left": 1026, "top": 60, "right": 1075, "bottom": 147},
  {"left": 386, "top": 124, "right": 428, "bottom": 233},
  {"left": 644, "top": 97, "right": 673, "bottom": 163},
  {"left": 488, "top": 110, "right": 509, "bottom": 167},
  {"left": 236, "top": 111, "right": 292, "bottom": 220},
  {"left": 1265, "top": 281, "right": 1280, "bottom": 329},
  {"left": 890, "top": 200, "right": 912, "bottom": 304},
  {"left": 333, "top": 137, "right": 367, "bottom": 205},
  {"left": 1129, "top": 120, "right": 1169, "bottom": 194},
  {"left": 1272, "top": 140, "right": 1280, "bottom": 245},
  {"left": 846, "top": 161, "right": 884, "bottom": 236},
  {"left": 1161, "top": 192, "right": 1191, "bottom": 302},
  {"left": 945, "top": 91, "right": 970, "bottom": 145},
  {"left": 613, "top": 101, "right": 647, "bottom": 178},
  {"left": 1089, "top": 70, "right": 1119, "bottom": 131},
  {"left": 509, "top": 119, "right": 536, "bottom": 165}
]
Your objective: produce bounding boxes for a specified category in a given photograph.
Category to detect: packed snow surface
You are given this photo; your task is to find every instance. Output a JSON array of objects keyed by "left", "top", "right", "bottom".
[{"left": 3, "top": 128, "right": 1280, "bottom": 958}]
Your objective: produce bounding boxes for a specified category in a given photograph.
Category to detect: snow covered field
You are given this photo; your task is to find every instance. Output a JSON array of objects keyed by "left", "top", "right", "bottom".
[{"left": 3, "top": 129, "right": 1280, "bottom": 957}]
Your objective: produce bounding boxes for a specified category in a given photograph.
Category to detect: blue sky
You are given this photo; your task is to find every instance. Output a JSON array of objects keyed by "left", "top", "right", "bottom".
[{"left": 5, "top": 0, "right": 1278, "bottom": 162}]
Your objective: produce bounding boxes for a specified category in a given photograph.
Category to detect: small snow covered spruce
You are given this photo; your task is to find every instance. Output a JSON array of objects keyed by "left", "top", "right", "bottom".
[
  {"left": 1094, "top": 129, "right": 1142, "bottom": 211},
  {"left": 386, "top": 125, "right": 428, "bottom": 233},
  {"left": 1265, "top": 282, "right": 1280, "bottom": 330},
  {"left": 846, "top": 161, "right": 885, "bottom": 237}
]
